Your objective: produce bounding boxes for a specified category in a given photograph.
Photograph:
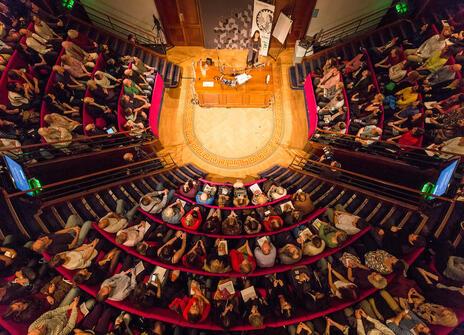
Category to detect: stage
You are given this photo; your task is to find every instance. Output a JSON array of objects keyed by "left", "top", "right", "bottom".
[
  {"left": 157, "top": 47, "right": 308, "bottom": 177},
  {"left": 194, "top": 62, "right": 274, "bottom": 108}
]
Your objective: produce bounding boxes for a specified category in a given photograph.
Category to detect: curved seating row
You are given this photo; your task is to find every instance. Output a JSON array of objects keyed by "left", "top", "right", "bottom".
[
  {"left": 92, "top": 221, "right": 371, "bottom": 278},
  {"left": 175, "top": 192, "right": 292, "bottom": 211},
  {"left": 198, "top": 177, "right": 268, "bottom": 187},
  {"left": 82, "top": 53, "right": 106, "bottom": 135},
  {"left": 0, "top": 23, "right": 32, "bottom": 106},
  {"left": 42, "top": 247, "right": 424, "bottom": 331},
  {"left": 362, "top": 49, "right": 385, "bottom": 131},
  {"left": 139, "top": 207, "right": 327, "bottom": 239}
]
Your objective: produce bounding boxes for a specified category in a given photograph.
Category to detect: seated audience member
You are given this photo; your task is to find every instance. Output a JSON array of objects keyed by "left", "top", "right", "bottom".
[
  {"left": 157, "top": 231, "right": 187, "bottom": 264},
  {"left": 387, "top": 127, "right": 424, "bottom": 147},
  {"left": 38, "top": 126, "right": 73, "bottom": 147},
  {"left": 20, "top": 28, "right": 58, "bottom": 63},
  {"left": 196, "top": 185, "right": 216, "bottom": 205},
  {"left": 230, "top": 240, "right": 257, "bottom": 274},
  {"left": 182, "top": 239, "right": 207, "bottom": 269},
  {"left": 355, "top": 125, "right": 382, "bottom": 145},
  {"left": 203, "top": 208, "right": 222, "bottom": 234},
  {"left": 169, "top": 282, "right": 211, "bottom": 323},
  {"left": 404, "top": 26, "right": 451, "bottom": 64},
  {"left": 32, "top": 15, "right": 62, "bottom": 42},
  {"left": 203, "top": 239, "right": 231, "bottom": 273},
  {"left": 355, "top": 309, "right": 395, "bottom": 335},
  {"left": 221, "top": 211, "right": 242, "bottom": 235},
  {"left": 254, "top": 237, "right": 277, "bottom": 268},
  {"left": 97, "top": 268, "right": 137, "bottom": 302},
  {"left": 140, "top": 188, "right": 173, "bottom": 214},
  {"left": 386, "top": 309, "right": 431, "bottom": 334},
  {"left": 181, "top": 206, "right": 203, "bottom": 231},
  {"left": 364, "top": 249, "right": 403, "bottom": 275},
  {"left": 61, "top": 40, "right": 97, "bottom": 65},
  {"left": 132, "top": 56, "right": 156, "bottom": 84},
  {"left": 161, "top": 199, "right": 185, "bottom": 225},
  {"left": 61, "top": 54, "right": 92, "bottom": 79},
  {"left": 178, "top": 180, "right": 199, "bottom": 198},
  {"left": 315, "top": 219, "right": 347, "bottom": 248},
  {"left": 27, "top": 297, "right": 80, "bottom": 335},
  {"left": 233, "top": 180, "right": 250, "bottom": 207},
  {"left": 278, "top": 242, "right": 302, "bottom": 265},
  {"left": 31, "top": 215, "right": 91, "bottom": 254},
  {"left": 292, "top": 190, "right": 314, "bottom": 215},
  {"left": 115, "top": 220, "right": 150, "bottom": 247},
  {"left": 49, "top": 239, "right": 99, "bottom": 270},
  {"left": 67, "top": 29, "right": 98, "bottom": 52}
]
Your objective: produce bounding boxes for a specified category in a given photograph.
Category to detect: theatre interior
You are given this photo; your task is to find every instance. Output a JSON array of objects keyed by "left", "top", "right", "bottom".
[{"left": 0, "top": 0, "right": 464, "bottom": 334}]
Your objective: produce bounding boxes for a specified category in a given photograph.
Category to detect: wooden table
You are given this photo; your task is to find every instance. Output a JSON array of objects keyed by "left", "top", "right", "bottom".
[{"left": 194, "top": 63, "right": 274, "bottom": 108}]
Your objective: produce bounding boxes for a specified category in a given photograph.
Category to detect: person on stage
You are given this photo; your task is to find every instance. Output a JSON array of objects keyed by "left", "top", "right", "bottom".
[{"left": 247, "top": 30, "right": 261, "bottom": 67}]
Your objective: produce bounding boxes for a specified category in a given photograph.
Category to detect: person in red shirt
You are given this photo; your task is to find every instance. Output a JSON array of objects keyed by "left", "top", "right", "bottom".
[
  {"left": 169, "top": 285, "right": 210, "bottom": 323},
  {"left": 230, "top": 241, "right": 257, "bottom": 274},
  {"left": 181, "top": 207, "right": 202, "bottom": 231},
  {"left": 387, "top": 127, "right": 424, "bottom": 148},
  {"left": 262, "top": 215, "right": 284, "bottom": 232}
]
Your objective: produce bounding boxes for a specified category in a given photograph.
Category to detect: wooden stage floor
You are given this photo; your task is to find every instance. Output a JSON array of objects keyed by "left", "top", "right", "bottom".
[{"left": 157, "top": 47, "right": 308, "bottom": 179}]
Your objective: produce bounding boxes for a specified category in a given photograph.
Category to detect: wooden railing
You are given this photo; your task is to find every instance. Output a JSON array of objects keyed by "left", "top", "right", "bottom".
[
  {"left": 304, "top": 19, "right": 414, "bottom": 63},
  {"left": 4, "top": 154, "right": 175, "bottom": 199},
  {"left": 313, "top": 128, "right": 464, "bottom": 160},
  {"left": 290, "top": 154, "right": 455, "bottom": 204},
  {"left": 64, "top": 14, "right": 167, "bottom": 59}
]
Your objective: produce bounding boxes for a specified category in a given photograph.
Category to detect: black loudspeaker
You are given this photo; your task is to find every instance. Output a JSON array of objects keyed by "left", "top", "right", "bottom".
[{"left": 206, "top": 58, "right": 213, "bottom": 66}]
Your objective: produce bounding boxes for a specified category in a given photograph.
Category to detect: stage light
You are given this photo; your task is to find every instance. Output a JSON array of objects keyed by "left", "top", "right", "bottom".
[
  {"left": 395, "top": 1, "right": 409, "bottom": 15},
  {"left": 62, "top": 0, "right": 75, "bottom": 10}
]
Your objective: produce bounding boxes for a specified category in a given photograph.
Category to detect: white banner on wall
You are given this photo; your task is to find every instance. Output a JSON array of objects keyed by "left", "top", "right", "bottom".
[{"left": 251, "top": 0, "right": 275, "bottom": 56}]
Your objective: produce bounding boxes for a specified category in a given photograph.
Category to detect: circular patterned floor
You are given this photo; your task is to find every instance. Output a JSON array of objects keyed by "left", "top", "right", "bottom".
[{"left": 182, "top": 65, "right": 284, "bottom": 169}]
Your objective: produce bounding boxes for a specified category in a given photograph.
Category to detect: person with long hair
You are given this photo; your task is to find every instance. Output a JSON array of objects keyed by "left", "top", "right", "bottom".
[{"left": 247, "top": 30, "right": 261, "bottom": 67}]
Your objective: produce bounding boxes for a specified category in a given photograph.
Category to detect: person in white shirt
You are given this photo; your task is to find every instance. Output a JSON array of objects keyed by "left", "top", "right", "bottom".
[
  {"left": 97, "top": 199, "right": 138, "bottom": 233},
  {"left": 20, "top": 28, "right": 58, "bottom": 62},
  {"left": 32, "top": 15, "right": 62, "bottom": 42},
  {"left": 404, "top": 26, "right": 452, "bottom": 63},
  {"left": 356, "top": 309, "right": 395, "bottom": 335},
  {"left": 96, "top": 269, "right": 137, "bottom": 302},
  {"left": 49, "top": 239, "right": 99, "bottom": 270},
  {"left": 115, "top": 221, "right": 150, "bottom": 247}
]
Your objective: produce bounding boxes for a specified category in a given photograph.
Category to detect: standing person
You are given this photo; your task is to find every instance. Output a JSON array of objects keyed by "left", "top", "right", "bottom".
[{"left": 247, "top": 30, "right": 261, "bottom": 67}]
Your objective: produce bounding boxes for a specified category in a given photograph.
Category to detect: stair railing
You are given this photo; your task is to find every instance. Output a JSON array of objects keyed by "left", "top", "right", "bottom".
[
  {"left": 78, "top": 3, "right": 169, "bottom": 54},
  {"left": 313, "top": 5, "right": 395, "bottom": 48},
  {"left": 289, "top": 154, "right": 456, "bottom": 205},
  {"left": 0, "top": 129, "right": 157, "bottom": 166}
]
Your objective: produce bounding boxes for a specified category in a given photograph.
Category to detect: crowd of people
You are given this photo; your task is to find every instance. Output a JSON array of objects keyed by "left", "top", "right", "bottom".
[
  {"left": 0, "top": 174, "right": 462, "bottom": 333},
  {"left": 0, "top": 0, "right": 155, "bottom": 151},
  {"left": 311, "top": 13, "right": 464, "bottom": 156}
]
